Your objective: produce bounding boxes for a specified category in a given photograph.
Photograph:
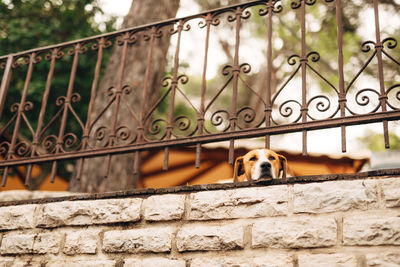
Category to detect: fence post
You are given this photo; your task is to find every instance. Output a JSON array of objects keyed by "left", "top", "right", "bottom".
[{"left": 0, "top": 55, "right": 13, "bottom": 120}]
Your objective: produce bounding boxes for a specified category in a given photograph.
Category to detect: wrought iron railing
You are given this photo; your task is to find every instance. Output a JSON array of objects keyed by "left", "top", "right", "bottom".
[{"left": 0, "top": 0, "right": 399, "bottom": 187}]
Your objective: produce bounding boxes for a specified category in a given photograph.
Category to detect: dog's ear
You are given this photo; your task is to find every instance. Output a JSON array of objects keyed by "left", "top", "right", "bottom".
[
  {"left": 233, "top": 156, "right": 245, "bottom": 182},
  {"left": 278, "top": 154, "right": 288, "bottom": 179}
]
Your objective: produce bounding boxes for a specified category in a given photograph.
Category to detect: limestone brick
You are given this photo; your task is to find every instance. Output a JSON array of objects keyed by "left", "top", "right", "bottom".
[
  {"left": 0, "top": 204, "right": 36, "bottom": 230},
  {"left": 103, "top": 227, "right": 172, "bottom": 253},
  {"left": 46, "top": 260, "right": 115, "bottom": 267},
  {"left": 188, "top": 186, "right": 288, "bottom": 220},
  {"left": 36, "top": 198, "right": 142, "bottom": 228},
  {"left": 343, "top": 216, "right": 400, "bottom": 245},
  {"left": 190, "top": 254, "right": 293, "bottom": 267},
  {"left": 366, "top": 252, "right": 400, "bottom": 267},
  {"left": 293, "top": 180, "right": 378, "bottom": 214},
  {"left": 63, "top": 229, "right": 99, "bottom": 255},
  {"left": 32, "top": 232, "right": 62, "bottom": 254},
  {"left": 143, "top": 194, "right": 185, "bottom": 221},
  {"left": 381, "top": 178, "right": 400, "bottom": 208},
  {"left": 176, "top": 224, "right": 243, "bottom": 252},
  {"left": 124, "top": 258, "right": 186, "bottom": 267},
  {"left": 252, "top": 217, "right": 337, "bottom": 248},
  {"left": 0, "top": 233, "right": 35, "bottom": 254},
  {"left": 298, "top": 253, "right": 357, "bottom": 267}
]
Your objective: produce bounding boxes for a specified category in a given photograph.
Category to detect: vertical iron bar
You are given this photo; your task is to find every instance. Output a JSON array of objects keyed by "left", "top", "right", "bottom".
[
  {"left": 51, "top": 44, "right": 81, "bottom": 183},
  {"left": 373, "top": 0, "right": 389, "bottom": 148},
  {"left": 104, "top": 33, "right": 130, "bottom": 178},
  {"left": 26, "top": 49, "right": 58, "bottom": 185},
  {"left": 334, "top": 0, "right": 347, "bottom": 153},
  {"left": 265, "top": 1, "right": 274, "bottom": 149},
  {"left": 133, "top": 27, "right": 157, "bottom": 179},
  {"left": 50, "top": 160, "right": 57, "bottom": 183},
  {"left": 300, "top": 0, "right": 308, "bottom": 156},
  {"left": 0, "top": 55, "right": 13, "bottom": 120},
  {"left": 228, "top": 8, "right": 242, "bottom": 165},
  {"left": 163, "top": 20, "right": 184, "bottom": 171},
  {"left": 196, "top": 14, "right": 212, "bottom": 168},
  {"left": 76, "top": 38, "right": 106, "bottom": 180},
  {"left": 0, "top": 55, "right": 13, "bottom": 187},
  {"left": 1, "top": 167, "right": 9, "bottom": 187},
  {"left": 8, "top": 54, "right": 35, "bottom": 159},
  {"left": 2, "top": 53, "right": 35, "bottom": 187},
  {"left": 139, "top": 27, "right": 157, "bottom": 140}
]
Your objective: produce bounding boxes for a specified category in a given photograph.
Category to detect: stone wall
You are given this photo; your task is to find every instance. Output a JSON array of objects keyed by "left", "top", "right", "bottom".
[{"left": 0, "top": 176, "right": 399, "bottom": 266}]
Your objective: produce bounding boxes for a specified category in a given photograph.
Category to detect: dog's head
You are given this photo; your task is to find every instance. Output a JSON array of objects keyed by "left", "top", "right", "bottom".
[{"left": 233, "top": 149, "right": 288, "bottom": 182}]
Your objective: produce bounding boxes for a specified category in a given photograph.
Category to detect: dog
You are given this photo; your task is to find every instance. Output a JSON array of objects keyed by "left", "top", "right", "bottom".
[{"left": 233, "top": 149, "right": 292, "bottom": 182}]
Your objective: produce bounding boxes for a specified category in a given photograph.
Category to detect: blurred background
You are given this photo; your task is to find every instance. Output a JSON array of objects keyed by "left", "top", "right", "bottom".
[{"left": 0, "top": 0, "right": 399, "bottom": 194}]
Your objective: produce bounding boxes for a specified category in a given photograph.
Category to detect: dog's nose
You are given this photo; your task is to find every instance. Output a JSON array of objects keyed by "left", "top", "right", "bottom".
[{"left": 260, "top": 162, "right": 271, "bottom": 169}]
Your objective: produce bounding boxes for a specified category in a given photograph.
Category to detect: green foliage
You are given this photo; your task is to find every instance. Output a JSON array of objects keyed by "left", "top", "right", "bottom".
[
  {"left": 0, "top": 0, "right": 115, "bottom": 54},
  {"left": 358, "top": 130, "right": 400, "bottom": 151},
  {"left": 0, "top": 0, "right": 116, "bottom": 179},
  {"left": 0, "top": 0, "right": 116, "bottom": 131}
]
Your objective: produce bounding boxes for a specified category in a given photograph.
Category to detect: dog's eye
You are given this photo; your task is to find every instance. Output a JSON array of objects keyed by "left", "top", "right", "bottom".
[
  {"left": 249, "top": 156, "right": 257, "bottom": 161},
  {"left": 268, "top": 155, "right": 276, "bottom": 160}
]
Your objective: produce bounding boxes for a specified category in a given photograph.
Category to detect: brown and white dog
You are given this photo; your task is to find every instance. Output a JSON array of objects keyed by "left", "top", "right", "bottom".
[{"left": 233, "top": 149, "right": 292, "bottom": 182}]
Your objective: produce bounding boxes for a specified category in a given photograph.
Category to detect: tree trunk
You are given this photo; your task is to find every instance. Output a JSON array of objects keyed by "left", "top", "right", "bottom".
[{"left": 69, "top": 0, "right": 180, "bottom": 193}]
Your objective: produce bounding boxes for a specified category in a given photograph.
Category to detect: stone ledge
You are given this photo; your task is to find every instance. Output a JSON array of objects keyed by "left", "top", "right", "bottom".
[{"left": 0, "top": 169, "right": 398, "bottom": 207}]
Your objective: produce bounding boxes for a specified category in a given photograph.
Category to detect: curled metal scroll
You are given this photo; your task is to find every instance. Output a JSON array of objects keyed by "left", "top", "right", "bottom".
[
  {"left": 10, "top": 102, "right": 27, "bottom": 113},
  {"left": 306, "top": 95, "right": 337, "bottom": 120},
  {"left": 291, "top": 0, "right": 316, "bottom": 9},
  {"left": 94, "top": 126, "right": 109, "bottom": 145},
  {"left": 143, "top": 27, "right": 163, "bottom": 41},
  {"left": 172, "top": 115, "right": 193, "bottom": 137},
  {"left": 383, "top": 37, "right": 397, "bottom": 49},
  {"left": 147, "top": 118, "right": 167, "bottom": 140},
  {"left": 346, "top": 88, "right": 381, "bottom": 115},
  {"left": 116, "top": 32, "right": 138, "bottom": 46},
  {"left": 0, "top": 142, "right": 10, "bottom": 158},
  {"left": 63, "top": 133, "right": 80, "bottom": 151},
  {"left": 42, "top": 135, "right": 58, "bottom": 154},
  {"left": 116, "top": 125, "right": 136, "bottom": 145},
  {"left": 198, "top": 13, "right": 221, "bottom": 28},
  {"left": 91, "top": 38, "right": 113, "bottom": 50},
  {"left": 258, "top": 0, "right": 282, "bottom": 16},
  {"left": 386, "top": 84, "right": 400, "bottom": 110},
  {"left": 209, "top": 109, "right": 230, "bottom": 133},
  {"left": 235, "top": 106, "right": 261, "bottom": 130},
  {"left": 361, "top": 41, "right": 376, "bottom": 53},
  {"left": 67, "top": 43, "right": 88, "bottom": 55},
  {"left": 275, "top": 100, "right": 302, "bottom": 124},
  {"left": 45, "top": 48, "right": 65, "bottom": 61},
  {"left": 15, "top": 141, "right": 32, "bottom": 157}
]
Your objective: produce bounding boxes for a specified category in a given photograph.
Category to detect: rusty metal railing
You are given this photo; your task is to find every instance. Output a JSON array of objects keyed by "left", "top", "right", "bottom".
[{"left": 0, "top": 0, "right": 399, "bottom": 188}]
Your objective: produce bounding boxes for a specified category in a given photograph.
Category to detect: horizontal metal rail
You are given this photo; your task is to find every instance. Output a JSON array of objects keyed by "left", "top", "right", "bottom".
[{"left": 1, "top": 110, "right": 399, "bottom": 168}]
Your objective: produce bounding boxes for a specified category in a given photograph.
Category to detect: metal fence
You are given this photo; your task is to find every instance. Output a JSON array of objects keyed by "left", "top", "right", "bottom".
[{"left": 0, "top": 0, "right": 399, "bottom": 188}]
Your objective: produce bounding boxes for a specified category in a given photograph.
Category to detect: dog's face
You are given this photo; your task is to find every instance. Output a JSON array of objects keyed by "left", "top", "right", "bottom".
[{"left": 233, "top": 149, "right": 288, "bottom": 182}]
